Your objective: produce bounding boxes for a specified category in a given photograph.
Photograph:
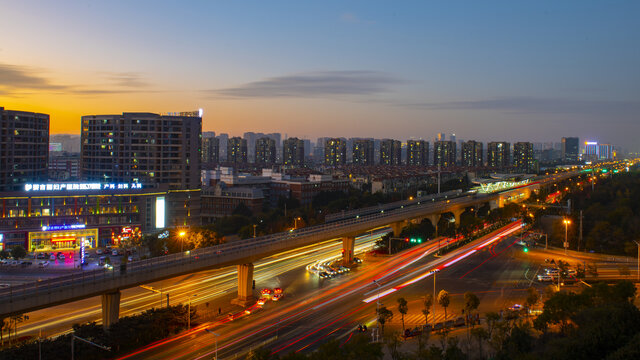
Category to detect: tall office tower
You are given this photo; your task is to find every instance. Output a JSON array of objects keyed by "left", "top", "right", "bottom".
[
  {"left": 487, "top": 142, "right": 511, "bottom": 168},
  {"left": 255, "top": 137, "right": 276, "bottom": 166},
  {"left": 303, "top": 139, "right": 312, "bottom": 157},
  {"left": 227, "top": 137, "right": 248, "bottom": 164},
  {"left": 243, "top": 132, "right": 258, "bottom": 163},
  {"left": 217, "top": 133, "right": 229, "bottom": 161},
  {"left": 0, "top": 107, "right": 49, "bottom": 191},
  {"left": 406, "top": 140, "right": 429, "bottom": 166},
  {"left": 433, "top": 141, "right": 457, "bottom": 167},
  {"left": 324, "top": 138, "right": 346, "bottom": 166},
  {"left": 81, "top": 111, "right": 201, "bottom": 189},
  {"left": 352, "top": 139, "right": 375, "bottom": 166},
  {"left": 561, "top": 137, "right": 579, "bottom": 163},
  {"left": 380, "top": 139, "right": 402, "bottom": 165},
  {"left": 450, "top": 133, "right": 456, "bottom": 143},
  {"left": 461, "top": 140, "right": 483, "bottom": 167},
  {"left": 435, "top": 133, "right": 446, "bottom": 142},
  {"left": 584, "top": 141, "right": 598, "bottom": 161},
  {"left": 202, "top": 135, "right": 219, "bottom": 168},
  {"left": 513, "top": 142, "right": 535, "bottom": 173},
  {"left": 598, "top": 144, "right": 614, "bottom": 160},
  {"left": 283, "top": 137, "right": 305, "bottom": 167}
]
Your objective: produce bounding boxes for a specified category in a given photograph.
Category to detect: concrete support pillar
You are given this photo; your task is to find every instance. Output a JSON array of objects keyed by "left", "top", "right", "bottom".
[
  {"left": 489, "top": 200, "right": 499, "bottom": 211},
  {"left": 342, "top": 236, "right": 355, "bottom": 265},
  {"left": 427, "top": 214, "right": 440, "bottom": 236},
  {"left": 390, "top": 222, "right": 405, "bottom": 237},
  {"left": 232, "top": 263, "right": 254, "bottom": 307},
  {"left": 101, "top": 290, "right": 121, "bottom": 330},
  {"left": 452, "top": 209, "right": 465, "bottom": 226}
]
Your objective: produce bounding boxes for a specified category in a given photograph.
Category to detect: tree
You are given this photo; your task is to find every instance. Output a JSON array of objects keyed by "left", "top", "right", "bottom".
[
  {"left": 471, "top": 327, "right": 489, "bottom": 359},
  {"left": 422, "top": 294, "right": 433, "bottom": 326},
  {"left": 525, "top": 287, "right": 540, "bottom": 317},
  {"left": 0, "top": 317, "right": 7, "bottom": 346},
  {"left": 463, "top": 292, "right": 480, "bottom": 349},
  {"left": 0, "top": 250, "right": 9, "bottom": 260},
  {"left": 10, "top": 245, "right": 26, "bottom": 260},
  {"left": 377, "top": 306, "right": 393, "bottom": 335},
  {"left": 437, "top": 290, "right": 450, "bottom": 323},
  {"left": 397, "top": 297, "right": 408, "bottom": 332}
]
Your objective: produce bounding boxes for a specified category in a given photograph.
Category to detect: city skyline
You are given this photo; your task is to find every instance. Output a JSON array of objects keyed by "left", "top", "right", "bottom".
[{"left": 1, "top": 1, "right": 638, "bottom": 151}]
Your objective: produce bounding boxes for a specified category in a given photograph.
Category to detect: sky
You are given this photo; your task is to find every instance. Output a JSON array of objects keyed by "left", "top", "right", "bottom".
[{"left": 0, "top": 1, "right": 639, "bottom": 151}]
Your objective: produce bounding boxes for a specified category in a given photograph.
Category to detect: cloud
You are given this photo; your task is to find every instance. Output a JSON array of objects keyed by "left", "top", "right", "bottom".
[
  {"left": 104, "top": 72, "right": 150, "bottom": 88},
  {"left": 0, "top": 63, "right": 68, "bottom": 92},
  {"left": 403, "top": 96, "right": 640, "bottom": 118},
  {"left": 208, "top": 71, "right": 402, "bottom": 99}
]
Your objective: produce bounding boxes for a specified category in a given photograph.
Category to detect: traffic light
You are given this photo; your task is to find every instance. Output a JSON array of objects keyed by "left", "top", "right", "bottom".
[
  {"left": 417, "top": 238, "right": 422, "bottom": 243},
  {"left": 405, "top": 238, "right": 409, "bottom": 242},
  {"left": 410, "top": 238, "right": 416, "bottom": 243},
  {"left": 523, "top": 247, "right": 528, "bottom": 253}
]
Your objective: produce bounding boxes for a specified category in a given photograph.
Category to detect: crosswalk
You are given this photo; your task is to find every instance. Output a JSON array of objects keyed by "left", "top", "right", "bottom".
[{"left": 387, "top": 312, "right": 459, "bottom": 326}]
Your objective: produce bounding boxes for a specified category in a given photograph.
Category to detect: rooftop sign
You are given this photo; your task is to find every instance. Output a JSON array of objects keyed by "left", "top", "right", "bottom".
[{"left": 25, "top": 183, "right": 142, "bottom": 192}]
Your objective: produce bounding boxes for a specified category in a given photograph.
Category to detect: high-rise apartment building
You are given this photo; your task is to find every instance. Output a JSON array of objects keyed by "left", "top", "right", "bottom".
[
  {"left": 380, "top": 139, "right": 402, "bottom": 165},
  {"left": 0, "top": 107, "right": 50, "bottom": 191},
  {"left": 435, "top": 133, "right": 446, "bottom": 142},
  {"left": 202, "top": 135, "right": 219, "bottom": 167},
  {"left": 513, "top": 142, "right": 535, "bottom": 173},
  {"left": 561, "top": 137, "right": 579, "bottom": 163},
  {"left": 352, "top": 139, "right": 375, "bottom": 166},
  {"left": 461, "top": 140, "right": 483, "bottom": 167},
  {"left": 406, "top": 140, "right": 429, "bottom": 166},
  {"left": 255, "top": 137, "right": 276, "bottom": 165},
  {"left": 283, "top": 137, "right": 305, "bottom": 167},
  {"left": 217, "top": 133, "right": 229, "bottom": 162},
  {"left": 227, "top": 137, "right": 248, "bottom": 164},
  {"left": 81, "top": 112, "right": 201, "bottom": 189},
  {"left": 433, "top": 141, "right": 456, "bottom": 167},
  {"left": 324, "top": 138, "right": 346, "bottom": 166},
  {"left": 487, "top": 142, "right": 511, "bottom": 168}
]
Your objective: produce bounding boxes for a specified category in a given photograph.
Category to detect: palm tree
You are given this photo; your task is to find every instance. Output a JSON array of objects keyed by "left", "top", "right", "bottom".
[
  {"left": 437, "top": 290, "right": 450, "bottom": 323},
  {"left": 397, "top": 297, "right": 408, "bottom": 332},
  {"left": 377, "top": 306, "right": 393, "bottom": 335},
  {"left": 422, "top": 294, "right": 433, "bottom": 326}
]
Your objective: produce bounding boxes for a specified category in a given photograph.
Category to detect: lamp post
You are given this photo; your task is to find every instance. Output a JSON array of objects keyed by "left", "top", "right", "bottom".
[
  {"left": 179, "top": 231, "right": 186, "bottom": 252},
  {"left": 253, "top": 224, "right": 257, "bottom": 238},
  {"left": 294, "top": 217, "right": 301, "bottom": 230},
  {"left": 633, "top": 240, "right": 639, "bottom": 282},
  {"left": 187, "top": 294, "right": 197, "bottom": 330},
  {"left": 373, "top": 280, "right": 381, "bottom": 342},
  {"left": 563, "top": 219, "right": 571, "bottom": 255}
]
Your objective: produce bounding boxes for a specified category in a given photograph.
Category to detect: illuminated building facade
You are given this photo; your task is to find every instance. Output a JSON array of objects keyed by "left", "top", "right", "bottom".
[
  {"left": 324, "top": 138, "right": 346, "bottom": 166},
  {"left": 406, "top": 140, "right": 428, "bottom": 166},
  {"left": 352, "top": 139, "right": 375, "bottom": 166},
  {"left": 0, "top": 107, "right": 49, "bottom": 192},
  {"left": 487, "top": 142, "right": 510, "bottom": 168},
  {"left": 0, "top": 182, "right": 177, "bottom": 249},
  {"left": 255, "top": 137, "right": 276, "bottom": 165},
  {"left": 380, "top": 139, "right": 402, "bottom": 165},
  {"left": 513, "top": 142, "right": 536, "bottom": 173},
  {"left": 433, "top": 141, "right": 456, "bottom": 168},
  {"left": 227, "top": 137, "right": 248, "bottom": 164},
  {"left": 283, "top": 137, "right": 305, "bottom": 167},
  {"left": 461, "top": 140, "right": 483, "bottom": 167}
]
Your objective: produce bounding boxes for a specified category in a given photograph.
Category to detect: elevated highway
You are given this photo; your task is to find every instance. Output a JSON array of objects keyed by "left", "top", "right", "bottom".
[{"left": 0, "top": 170, "right": 578, "bottom": 327}]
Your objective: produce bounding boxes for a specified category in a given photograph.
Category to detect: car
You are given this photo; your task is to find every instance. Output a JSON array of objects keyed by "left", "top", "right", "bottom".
[
  {"left": 36, "top": 253, "right": 47, "bottom": 259},
  {"left": 319, "top": 272, "right": 331, "bottom": 278},
  {"left": 537, "top": 274, "right": 553, "bottom": 282},
  {"left": 112, "top": 250, "right": 119, "bottom": 256},
  {"left": 10, "top": 260, "right": 19, "bottom": 267},
  {"left": 568, "top": 269, "right": 577, "bottom": 276},
  {"left": 353, "top": 257, "right": 363, "bottom": 263},
  {"left": 0, "top": 284, "right": 10, "bottom": 288},
  {"left": 96, "top": 249, "right": 104, "bottom": 255},
  {"left": 545, "top": 268, "right": 559, "bottom": 275},
  {"left": 260, "top": 288, "right": 272, "bottom": 297},
  {"left": 38, "top": 261, "right": 49, "bottom": 268},
  {"left": 273, "top": 287, "right": 282, "bottom": 294},
  {"left": 49, "top": 254, "right": 57, "bottom": 261},
  {"left": 257, "top": 297, "right": 268, "bottom": 306},
  {"left": 57, "top": 253, "right": 65, "bottom": 260},
  {"left": 272, "top": 294, "right": 283, "bottom": 301},
  {"left": 20, "top": 261, "right": 32, "bottom": 267},
  {"left": 508, "top": 304, "right": 523, "bottom": 312},
  {"left": 98, "top": 256, "right": 106, "bottom": 266},
  {"left": 103, "top": 264, "right": 113, "bottom": 270},
  {"left": 127, "top": 255, "right": 134, "bottom": 262}
]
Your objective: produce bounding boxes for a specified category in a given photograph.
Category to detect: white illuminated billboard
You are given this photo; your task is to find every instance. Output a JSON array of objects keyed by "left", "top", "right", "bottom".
[{"left": 156, "top": 197, "right": 165, "bottom": 229}]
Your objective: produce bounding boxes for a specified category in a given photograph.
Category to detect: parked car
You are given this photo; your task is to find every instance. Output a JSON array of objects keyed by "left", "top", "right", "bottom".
[
  {"left": 49, "top": 254, "right": 57, "bottom": 261},
  {"left": 96, "top": 248, "right": 104, "bottom": 255},
  {"left": 57, "top": 253, "right": 65, "bottom": 260},
  {"left": 38, "top": 261, "right": 49, "bottom": 268}
]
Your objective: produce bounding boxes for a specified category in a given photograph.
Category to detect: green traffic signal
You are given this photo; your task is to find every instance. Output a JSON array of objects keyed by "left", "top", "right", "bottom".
[{"left": 523, "top": 247, "right": 528, "bottom": 253}]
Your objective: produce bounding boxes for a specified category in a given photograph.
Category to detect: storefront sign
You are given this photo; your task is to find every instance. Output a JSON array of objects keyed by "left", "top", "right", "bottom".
[
  {"left": 42, "top": 224, "right": 86, "bottom": 231},
  {"left": 25, "top": 182, "right": 143, "bottom": 192}
]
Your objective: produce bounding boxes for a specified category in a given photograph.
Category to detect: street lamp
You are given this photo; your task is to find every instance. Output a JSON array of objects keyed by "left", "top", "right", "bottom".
[
  {"left": 294, "top": 217, "right": 302, "bottom": 229},
  {"left": 179, "top": 231, "right": 186, "bottom": 252},
  {"left": 563, "top": 219, "right": 571, "bottom": 255},
  {"left": 373, "top": 280, "right": 381, "bottom": 342},
  {"left": 187, "top": 294, "right": 198, "bottom": 330}
]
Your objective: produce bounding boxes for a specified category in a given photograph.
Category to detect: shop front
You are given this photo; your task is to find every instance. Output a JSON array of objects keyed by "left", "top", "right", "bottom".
[{"left": 28, "top": 224, "right": 98, "bottom": 252}]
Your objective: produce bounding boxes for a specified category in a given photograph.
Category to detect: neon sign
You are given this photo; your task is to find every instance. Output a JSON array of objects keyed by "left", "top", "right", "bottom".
[
  {"left": 42, "top": 224, "right": 86, "bottom": 231},
  {"left": 25, "top": 183, "right": 142, "bottom": 192}
]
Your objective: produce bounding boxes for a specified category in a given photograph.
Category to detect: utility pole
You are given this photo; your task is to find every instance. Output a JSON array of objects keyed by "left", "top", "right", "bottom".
[{"left": 578, "top": 210, "right": 583, "bottom": 252}]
